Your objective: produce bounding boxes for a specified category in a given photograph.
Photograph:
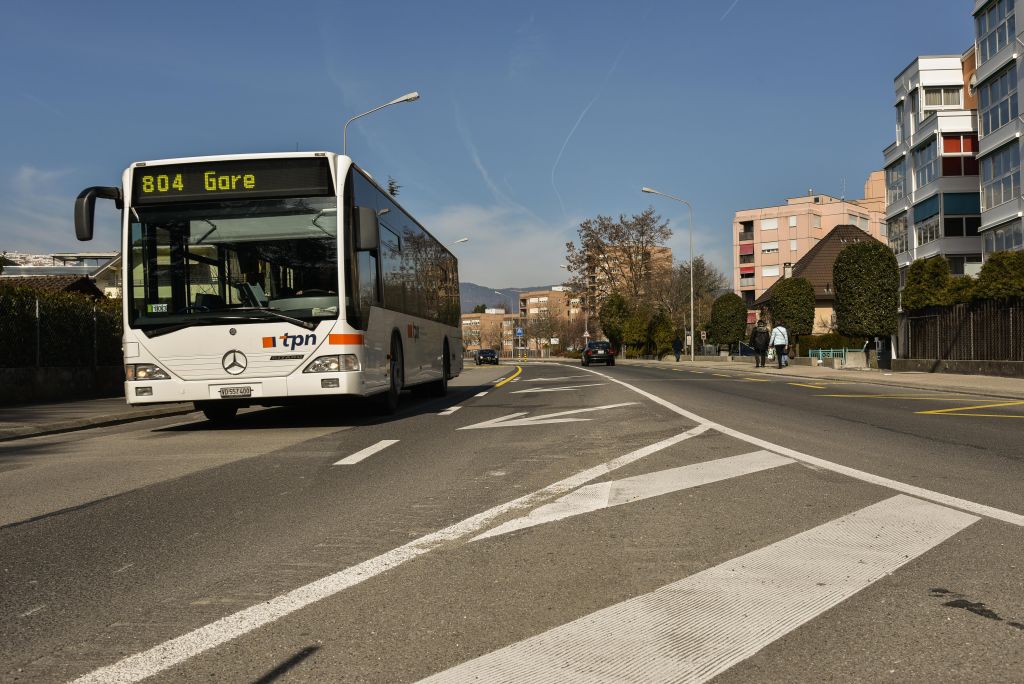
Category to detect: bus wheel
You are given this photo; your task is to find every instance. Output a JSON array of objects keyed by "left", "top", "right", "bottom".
[
  {"left": 197, "top": 402, "right": 238, "bottom": 423},
  {"left": 379, "top": 335, "right": 403, "bottom": 414},
  {"left": 429, "top": 341, "right": 450, "bottom": 397}
]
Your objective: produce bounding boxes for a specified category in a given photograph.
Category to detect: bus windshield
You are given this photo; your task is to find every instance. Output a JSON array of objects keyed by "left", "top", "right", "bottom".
[{"left": 127, "top": 196, "right": 339, "bottom": 334}]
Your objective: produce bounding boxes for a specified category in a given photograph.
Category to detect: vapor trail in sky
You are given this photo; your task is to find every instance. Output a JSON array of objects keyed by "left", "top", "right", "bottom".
[
  {"left": 720, "top": 0, "right": 741, "bottom": 21},
  {"left": 550, "top": 42, "right": 629, "bottom": 221}
]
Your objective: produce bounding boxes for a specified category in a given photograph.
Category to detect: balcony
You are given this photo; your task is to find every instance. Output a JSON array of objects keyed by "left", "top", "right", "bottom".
[{"left": 738, "top": 231, "right": 754, "bottom": 242}]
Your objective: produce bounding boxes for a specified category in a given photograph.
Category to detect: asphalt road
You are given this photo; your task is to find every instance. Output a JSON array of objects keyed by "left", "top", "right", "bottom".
[{"left": 1, "top": 361, "right": 1022, "bottom": 683}]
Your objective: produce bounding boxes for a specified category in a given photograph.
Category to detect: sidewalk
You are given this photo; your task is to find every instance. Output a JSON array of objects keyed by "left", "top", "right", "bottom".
[
  {"left": 617, "top": 356, "right": 1024, "bottom": 400},
  {"left": 0, "top": 397, "right": 194, "bottom": 442}
]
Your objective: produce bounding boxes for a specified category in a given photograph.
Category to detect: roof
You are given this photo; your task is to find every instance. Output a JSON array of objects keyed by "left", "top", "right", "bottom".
[
  {"left": 0, "top": 275, "right": 105, "bottom": 298},
  {"left": 754, "top": 225, "right": 885, "bottom": 307}
]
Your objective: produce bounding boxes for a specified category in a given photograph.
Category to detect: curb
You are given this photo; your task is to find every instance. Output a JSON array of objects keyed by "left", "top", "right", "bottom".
[{"left": 0, "top": 405, "right": 197, "bottom": 443}]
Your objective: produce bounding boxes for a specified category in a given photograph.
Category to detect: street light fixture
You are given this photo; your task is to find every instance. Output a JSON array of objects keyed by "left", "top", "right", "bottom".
[
  {"left": 343, "top": 91, "right": 420, "bottom": 156},
  {"left": 452, "top": 237, "right": 469, "bottom": 244},
  {"left": 642, "top": 186, "right": 694, "bottom": 361}
]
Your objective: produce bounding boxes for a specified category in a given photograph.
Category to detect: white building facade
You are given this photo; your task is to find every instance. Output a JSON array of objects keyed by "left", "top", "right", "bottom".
[
  {"left": 973, "top": 0, "right": 1024, "bottom": 255},
  {"left": 882, "top": 52, "right": 985, "bottom": 284}
]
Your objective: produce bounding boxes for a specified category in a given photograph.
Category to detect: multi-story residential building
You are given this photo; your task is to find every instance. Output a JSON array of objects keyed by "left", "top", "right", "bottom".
[
  {"left": 883, "top": 51, "right": 984, "bottom": 287},
  {"left": 973, "top": 0, "right": 1024, "bottom": 255},
  {"left": 460, "top": 309, "right": 511, "bottom": 356},
  {"left": 732, "top": 174, "right": 886, "bottom": 317}
]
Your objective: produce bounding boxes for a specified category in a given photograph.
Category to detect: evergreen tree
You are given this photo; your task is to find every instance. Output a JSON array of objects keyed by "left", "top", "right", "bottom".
[
  {"left": 707, "top": 293, "right": 748, "bottom": 345},
  {"left": 833, "top": 241, "right": 899, "bottom": 337},
  {"left": 767, "top": 277, "right": 815, "bottom": 336}
]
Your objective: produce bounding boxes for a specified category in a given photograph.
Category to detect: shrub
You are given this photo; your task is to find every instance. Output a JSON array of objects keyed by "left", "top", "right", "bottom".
[
  {"left": 767, "top": 277, "right": 814, "bottom": 336},
  {"left": 707, "top": 293, "right": 748, "bottom": 345},
  {"left": 974, "top": 250, "right": 1024, "bottom": 301},
  {"left": 901, "top": 257, "right": 951, "bottom": 311},
  {"left": 833, "top": 241, "right": 899, "bottom": 337}
]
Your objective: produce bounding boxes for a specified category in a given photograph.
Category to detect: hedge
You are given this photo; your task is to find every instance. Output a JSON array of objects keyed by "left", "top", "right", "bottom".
[{"left": 0, "top": 286, "right": 121, "bottom": 367}]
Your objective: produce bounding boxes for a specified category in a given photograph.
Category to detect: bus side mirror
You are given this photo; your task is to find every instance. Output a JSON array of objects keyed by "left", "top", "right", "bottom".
[
  {"left": 356, "top": 206, "right": 379, "bottom": 251},
  {"left": 74, "top": 186, "right": 122, "bottom": 241}
]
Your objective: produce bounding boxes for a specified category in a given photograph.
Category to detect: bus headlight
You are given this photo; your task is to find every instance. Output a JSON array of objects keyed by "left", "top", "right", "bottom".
[
  {"left": 304, "top": 355, "right": 359, "bottom": 373},
  {"left": 126, "top": 363, "right": 170, "bottom": 381}
]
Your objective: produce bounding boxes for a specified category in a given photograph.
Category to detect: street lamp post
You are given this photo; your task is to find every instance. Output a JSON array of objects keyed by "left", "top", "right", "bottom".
[
  {"left": 343, "top": 91, "right": 420, "bottom": 156},
  {"left": 641, "top": 187, "right": 694, "bottom": 361}
]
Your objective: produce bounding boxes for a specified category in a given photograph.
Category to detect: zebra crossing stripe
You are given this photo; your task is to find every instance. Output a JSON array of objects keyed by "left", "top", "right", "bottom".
[
  {"left": 420, "top": 495, "right": 978, "bottom": 684},
  {"left": 473, "top": 450, "right": 792, "bottom": 541}
]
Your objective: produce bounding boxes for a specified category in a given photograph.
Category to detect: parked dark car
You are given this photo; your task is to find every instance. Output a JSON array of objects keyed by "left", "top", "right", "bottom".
[
  {"left": 476, "top": 349, "right": 499, "bottom": 365},
  {"left": 581, "top": 340, "right": 615, "bottom": 366}
]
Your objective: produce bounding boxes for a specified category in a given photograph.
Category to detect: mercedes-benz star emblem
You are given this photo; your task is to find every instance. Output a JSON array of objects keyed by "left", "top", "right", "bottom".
[{"left": 222, "top": 350, "right": 247, "bottom": 375}]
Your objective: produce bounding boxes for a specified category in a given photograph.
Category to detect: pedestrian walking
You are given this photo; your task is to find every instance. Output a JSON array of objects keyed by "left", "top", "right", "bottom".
[
  {"left": 672, "top": 335, "right": 683, "bottom": 362},
  {"left": 748, "top": 319, "right": 770, "bottom": 368},
  {"left": 769, "top": 321, "right": 789, "bottom": 369}
]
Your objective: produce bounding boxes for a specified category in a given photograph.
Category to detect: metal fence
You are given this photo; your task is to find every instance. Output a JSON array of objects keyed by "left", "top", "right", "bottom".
[
  {"left": 0, "top": 295, "right": 122, "bottom": 368},
  {"left": 902, "top": 300, "right": 1023, "bottom": 362}
]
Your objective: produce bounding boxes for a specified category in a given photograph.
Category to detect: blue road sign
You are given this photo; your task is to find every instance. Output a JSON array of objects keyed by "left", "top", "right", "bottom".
[{"left": 515, "top": 327, "right": 524, "bottom": 337}]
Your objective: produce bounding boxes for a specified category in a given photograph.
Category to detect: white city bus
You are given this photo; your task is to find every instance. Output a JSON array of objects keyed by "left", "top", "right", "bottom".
[{"left": 74, "top": 152, "right": 462, "bottom": 421}]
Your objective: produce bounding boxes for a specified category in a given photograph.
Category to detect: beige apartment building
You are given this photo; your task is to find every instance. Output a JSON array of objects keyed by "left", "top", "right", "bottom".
[{"left": 733, "top": 173, "right": 887, "bottom": 319}]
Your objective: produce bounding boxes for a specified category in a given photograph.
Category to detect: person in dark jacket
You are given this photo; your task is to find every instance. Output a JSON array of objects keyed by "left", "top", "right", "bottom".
[
  {"left": 672, "top": 335, "right": 683, "bottom": 362},
  {"left": 748, "top": 319, "right": 770, "bottom": 368}
]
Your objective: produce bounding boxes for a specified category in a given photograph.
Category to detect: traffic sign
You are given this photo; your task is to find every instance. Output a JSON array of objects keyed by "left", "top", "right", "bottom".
[
  {"left": 515, "top": 327, "right": 524, "bottom": 338},
  {"left": 700, "top": 330, "right": 707, "bottom": 341}
]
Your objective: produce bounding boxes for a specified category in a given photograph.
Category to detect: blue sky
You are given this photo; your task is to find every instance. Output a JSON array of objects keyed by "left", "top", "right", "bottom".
[{"left": 0, "top": 1, "right": 972, "bottom": 287}]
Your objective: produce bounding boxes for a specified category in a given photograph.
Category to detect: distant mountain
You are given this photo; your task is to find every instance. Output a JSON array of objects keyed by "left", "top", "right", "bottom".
[{"left": 459, "top": 282, "right": 558, "bottom": 314}]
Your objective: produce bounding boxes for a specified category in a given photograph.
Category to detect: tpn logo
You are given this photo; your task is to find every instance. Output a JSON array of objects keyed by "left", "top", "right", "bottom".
[{"left": 262, "top": 333, "right": 317, "bottom": 350}]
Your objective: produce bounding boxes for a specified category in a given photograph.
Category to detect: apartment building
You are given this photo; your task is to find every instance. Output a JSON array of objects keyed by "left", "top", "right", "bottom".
[
  {"left": 973, "top": 0, "right": 1024, "bottom": 255},
  {"left": 882, "top": 51, "right": 984, "bottom": 285},
  {"left": 733, "top": 174, "right": 886, "bottom": 313}
]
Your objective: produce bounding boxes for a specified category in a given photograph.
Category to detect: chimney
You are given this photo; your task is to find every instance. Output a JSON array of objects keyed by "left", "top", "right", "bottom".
[{"left": 783, "top": 262, "right": 793, "bottom": 278}]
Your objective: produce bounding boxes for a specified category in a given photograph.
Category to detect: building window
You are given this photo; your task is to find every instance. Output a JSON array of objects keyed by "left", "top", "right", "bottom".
[
  {"left": 790, "top": 239, "right": 798, "bottom": 251},
  {"left": 896, "top": 101, "right": 904, "bottom": 144},
  {"left": 943, "top": 216, "right": 982, "bottom": 237},
  {"left": 848, "top": 215, "right": 869, "bottom": 231},
  {"left": 739, "top": 277, "right": 755, "bottom": 288},
  {"left": 886, "top": 159, "right": 906, "bottom": 205},
  {"left": 787, "top": 215, "right": 797, "bottom": 228},
  {"left": 976, "top": 0, "right": 1015, "bottom": 66},
  {"left": 979, "top": 61, "right": 1017, "bottom": 137},
  {"left": 761, "top": 241, "right": 779, "bottom": 253},
  {"left": 761, "top": 217, "right": 778, "bottom": 230},
  {"left": 947, "top": 255, "right": 984, "bottom": 276},
  {"left": 924, "top": 87, "right": 962, "bottom": 111},
  {"left": 914, "top": 139, "right": 939, "bottom": 189},
  {"left": 981, "top": 141, "right": 1021, "bottom": 210},
  {"left": 762, "top": 265, "right": 780, "bottom": 277},
  {"left": 910, "top": 89, "right": 920, "bottom": 126},
  {"left": 987, "top": 219, "right": 1024, "bottom": 253},
  {"left": 915, "top": 214, "right": 941, "bottom": 246},
  {"left": 942, "top": 135, "right": 979, "bottom": 176},
  {"left": 739, "top": 253, "right": 754, "bottom": 264},
  {"left": 810, "top": 213, "right": 821, "bottom": 229},
  {"left": 888, "top": 213, "right": 909, "bottom": 254}
]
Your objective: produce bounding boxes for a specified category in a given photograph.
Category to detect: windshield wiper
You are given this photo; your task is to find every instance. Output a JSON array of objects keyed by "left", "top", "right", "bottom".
[
  {"left": 142, "top": 308, "right": 317, "bottom": 338},
  {"left": 222, "top": 308, "right": 318, "bottom": 330}
]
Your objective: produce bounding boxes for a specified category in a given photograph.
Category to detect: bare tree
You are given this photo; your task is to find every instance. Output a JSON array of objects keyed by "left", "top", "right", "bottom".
[
  {"left": 651, "top": 255, "right": 727, "bottom": 334},
  {"left": 563, "top": 208, "right": 672, "bottom": 312}
]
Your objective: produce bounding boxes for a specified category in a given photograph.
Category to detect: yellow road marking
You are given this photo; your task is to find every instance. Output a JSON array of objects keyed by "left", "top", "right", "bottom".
[
  {"left": 743, "top": 377, "right": 770, "bottom": 382},
  {"left": 789, "top": 383, "right": 826, "bottom": 389},
  {"left": 712, "top": 373, "right": 730, "bottom": 377},
  {"left": 493, "top": 366, "right": 523, "bottom": 388},
  {"left": 917, "top": 400, "right": 1024, "bottom": 416},
  {"left": 815, "top": 394, "right": 964, "bottom": 400}
]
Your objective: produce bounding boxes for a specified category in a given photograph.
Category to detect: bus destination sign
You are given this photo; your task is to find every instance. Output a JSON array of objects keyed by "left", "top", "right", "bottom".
[{"left": 131, "top": 158, "right": 333, "bottom": 205}]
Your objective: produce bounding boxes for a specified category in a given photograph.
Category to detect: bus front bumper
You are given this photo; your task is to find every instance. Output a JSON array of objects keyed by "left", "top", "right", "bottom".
[{"left": 125, "top": 372, "right": 366, "bottom": 405}]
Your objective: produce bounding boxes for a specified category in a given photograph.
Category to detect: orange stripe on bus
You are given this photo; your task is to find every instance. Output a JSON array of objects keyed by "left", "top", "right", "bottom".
[
  {"left": 262, "top": 337, "right": 276, "bottom": 348},
  {"left": 329, "top": 334, "right": 364, "bottom": 345}
]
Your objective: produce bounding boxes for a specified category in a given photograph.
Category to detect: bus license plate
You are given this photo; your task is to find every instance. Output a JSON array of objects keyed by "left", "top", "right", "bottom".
[{"left": 219, "top": 386, "right": 252, "bottom": 398}]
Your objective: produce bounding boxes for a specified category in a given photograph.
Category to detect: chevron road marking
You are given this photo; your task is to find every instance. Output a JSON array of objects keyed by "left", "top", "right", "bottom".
[
  {"left": 473, "top": 450, "right": 792, "bottom": 541},
  {"left": 420, "top": 495, "right": 978, "bottom": 684}
]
